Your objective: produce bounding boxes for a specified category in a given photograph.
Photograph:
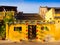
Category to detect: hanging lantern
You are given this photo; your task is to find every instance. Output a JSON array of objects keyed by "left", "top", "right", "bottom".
[
  {"left": 26, "top": 36, "right": 28, "bottom": 38},
  {"left": 44, "top": 26, "right": 49, "bottom": 31},
  {"left": 36, "top": 37, "right": 38, "bottom": 39},
  {"left": 26, "top": 23, "right": 28, "bottom": 25},
  {"left": 26, "top": 30, "right": 28, "bottom": 32},
  {"left": 26, "top": 33, "right": 28, "bottom": 35},
  {"left": 36, "top": 30, "right": 38, "bottom": 32}
]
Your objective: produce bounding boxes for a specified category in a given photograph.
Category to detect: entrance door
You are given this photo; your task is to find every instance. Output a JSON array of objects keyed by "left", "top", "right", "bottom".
[{"left": 28, "top": 25, "right": 36, "bottom": 40}]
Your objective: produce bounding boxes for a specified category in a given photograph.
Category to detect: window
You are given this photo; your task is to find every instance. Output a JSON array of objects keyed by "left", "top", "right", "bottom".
[{"left": 14, "top": 27, "right": 22, "bottom": 31}]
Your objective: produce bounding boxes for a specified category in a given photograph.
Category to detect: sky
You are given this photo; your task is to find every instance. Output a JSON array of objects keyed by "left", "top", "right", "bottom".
[{"left": 0, "top": 0, "right": 60, "bottom": 13}]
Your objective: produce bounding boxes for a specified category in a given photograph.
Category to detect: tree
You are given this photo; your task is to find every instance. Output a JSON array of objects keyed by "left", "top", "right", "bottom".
[{"left": 0, "top": 11, "right": 15, "bottom": 40}]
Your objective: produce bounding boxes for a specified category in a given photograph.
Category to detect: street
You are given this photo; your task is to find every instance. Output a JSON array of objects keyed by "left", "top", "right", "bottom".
[{"left": 0, "top": 41, "right": 60, "bottom": 45}]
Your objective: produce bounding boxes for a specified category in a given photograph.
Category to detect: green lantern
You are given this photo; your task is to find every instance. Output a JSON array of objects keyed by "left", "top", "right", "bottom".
[
  {"left": 44, "top": 26, "right": 49, "bottom": 31},
  {"left": 41, "top": 26, "right": 49, "bottom": 31}
]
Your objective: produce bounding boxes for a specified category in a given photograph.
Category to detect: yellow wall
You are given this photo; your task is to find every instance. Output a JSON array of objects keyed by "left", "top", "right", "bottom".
[
  {"left": 7, "top": 24, "right": 28, "bottom": 42},
  {"left": 54, "top": 13, "right": 60, "bottom": 40},
  {"left": 36, "top": 24, "right": 55, "bottom": 42},
  {"left": 55, "top": 14, "right": 60, "bottom": 17},
  {"left": 6, "top": 23, "right": 59, "bottom": 42},
  {"left": 54, "top": 22, "right": 60, "bottom": 40},
  {"left": 45, "top": 8, "right": 55, "bottom": 21},
  {"left": 6, "top": 23, "right": 60, "bottom": 42}
]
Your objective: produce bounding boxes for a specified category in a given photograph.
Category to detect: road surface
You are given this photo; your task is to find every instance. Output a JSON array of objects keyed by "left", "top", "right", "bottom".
[{"left": 0, "top": 41, "right": 60, "bottom": 45}]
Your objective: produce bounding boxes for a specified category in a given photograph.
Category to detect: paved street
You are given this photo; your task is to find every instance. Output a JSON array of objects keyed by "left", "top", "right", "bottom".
[{"left": 0, "top": 41, "right": 60, "bottom": 45}]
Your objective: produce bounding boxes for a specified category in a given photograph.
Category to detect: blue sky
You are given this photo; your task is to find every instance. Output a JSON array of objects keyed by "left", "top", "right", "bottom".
[{"left": 0, "top": 0, "right": 60, "bottom": 13}]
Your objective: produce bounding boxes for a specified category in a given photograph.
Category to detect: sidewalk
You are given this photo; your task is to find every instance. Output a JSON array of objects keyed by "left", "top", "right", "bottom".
[
  {"left": 0, "top": 40, "right": 60, "bottom": 44},
  {"left": 0, "top": 40, "right": 13, "bottom": 43}
]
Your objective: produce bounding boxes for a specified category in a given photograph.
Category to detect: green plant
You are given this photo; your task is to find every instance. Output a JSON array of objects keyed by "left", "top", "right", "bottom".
[
  {"left": 0, "top": 12, "right": 15, "bottom": 39},
  {"left": 0, "top": 24, "right": 6, "bottom": 39}
]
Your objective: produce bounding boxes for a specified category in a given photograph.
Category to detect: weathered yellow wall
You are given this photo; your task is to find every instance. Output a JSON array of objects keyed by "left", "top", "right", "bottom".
[
  {"left": 8, "top": 24, "right": 28, "bottom": 42},
  {"left": 55, "top": 14, "right": 60, "bottom": 17},
  {"left": 54, "top": 22, "right": 60, "bottom": 40},
  {"left": 54, "top": 13, "right": 60, "bottom": 40},
  {"left": 45, "top": 8, "right": 55, "bottom": 21},
  {"left": 36, "top": 24, "right": 55, "bottom": 42},
  {"left": 6, "top": 23, "right": 60, "bottom": 42}
]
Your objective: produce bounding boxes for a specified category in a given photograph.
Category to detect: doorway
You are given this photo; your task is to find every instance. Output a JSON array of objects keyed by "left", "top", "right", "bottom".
[{"left": 28, "top": 25, "right": 36, "bottom": 40}]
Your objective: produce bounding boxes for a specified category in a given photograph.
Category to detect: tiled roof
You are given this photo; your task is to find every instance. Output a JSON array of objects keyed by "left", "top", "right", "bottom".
[
  {"left": 0, "top": 6, "right": 17, "bottom": 12},
  {"left": 15, "top": 13, "right": 43, "bottom": 20},
  {"left": 54, "top": 16, "right": 60, "bottom": 19},
  {"left": 0, "top": 6, "right": 17, "bottom": 8}
]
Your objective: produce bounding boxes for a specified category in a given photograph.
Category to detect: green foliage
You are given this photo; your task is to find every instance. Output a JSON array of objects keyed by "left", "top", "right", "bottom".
[
  {"left": 3, "top": 14, "right": 14, "bottom": 24},
  {"left": 0, "top": 12, "right": 15, "bottom": 39},
  {"left": 0, "top": 25, "right": 6, "bottom": 39},
  {"left": 44, "top": 27, "right": 49, "bottom": 31}
]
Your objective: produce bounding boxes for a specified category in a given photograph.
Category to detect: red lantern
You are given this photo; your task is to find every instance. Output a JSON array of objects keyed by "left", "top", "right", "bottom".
[
  {"left": 42, "top": 40, "right": 45, "bottom": 42},
  {"left": 26, "top": 30, "right": 28, "bottom": 31},
  {"left": 36, "top": 37, "right": 38, "bottom": 39},
  {"left": 36, "top": 30, "right": 38, "bottom": 32},
  {"left": 26, "top": 23, "right": 28, "bottom": 25},
  {"left": 26, "top": 36, "right": 28, "bottom": 38}
]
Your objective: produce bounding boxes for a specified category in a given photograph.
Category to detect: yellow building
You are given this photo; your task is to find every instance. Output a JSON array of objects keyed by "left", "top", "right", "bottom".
[
  {"left": 39, "top": 6, "right": 60, "bottom": 42},
  {"left": 1, "top": 6, "right": 60, "bottom": 42}
]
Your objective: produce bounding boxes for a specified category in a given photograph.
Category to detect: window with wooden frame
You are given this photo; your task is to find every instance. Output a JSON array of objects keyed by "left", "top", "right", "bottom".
[{"left": 14, "top": 27, "right": 22, "bottom": 31}]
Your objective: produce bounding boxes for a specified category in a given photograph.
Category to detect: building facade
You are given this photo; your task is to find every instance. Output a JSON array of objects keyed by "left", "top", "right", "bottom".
[{"left": 0, "top": 6, "right": 60, "bottom": 42}]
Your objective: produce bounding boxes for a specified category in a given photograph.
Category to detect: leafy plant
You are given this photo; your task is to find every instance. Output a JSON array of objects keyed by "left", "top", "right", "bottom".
[
  {"left": 0, "top": 24, "right": 6, "bottom": 39},
  {"left": 0, "top": 11, "right": 15, "bottom": 39}
]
